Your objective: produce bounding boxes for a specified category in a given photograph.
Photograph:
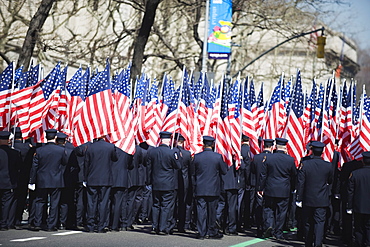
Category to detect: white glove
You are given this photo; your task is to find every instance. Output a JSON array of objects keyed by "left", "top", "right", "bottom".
[
  {"left": 82, "top": 181, "right": 87, "bottom": 187},
  {"left": 334, "top": 194, "right": 341, "bottom": 200},
  {"left": 146, "top": 185, "right": 152, "bottom": 191},
  {"left": 346, "top": 209, "right": 353, "bottom": 215},
  {"left": 28, "top": 184, "right": 35, "bottom": 191},
  {"left": 296, "top": 201, "right": 302, "bottom": 208}
]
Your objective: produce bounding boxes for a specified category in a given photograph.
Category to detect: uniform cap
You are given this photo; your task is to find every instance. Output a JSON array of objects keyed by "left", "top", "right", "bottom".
[
  {"left": 242, "top": 134, "right": 250, "bottom": 141},
  {"left": 203, "top": 135, "right": 215, "bottom": 146},
  {"left": 45, "top": 129, "right": 57, "bottom": 139},
  {"left": 275, "top": 138, "right": 288, "bottom": 145},
  {"left": 306, "top": 140, "right": 313, "bottom": 151},
  {"left": 362, "top": 151, "right": 370, "bottom": 163},
  {"left": 56, "top": 132, "right": 68, "bottom": 139},
  {"left": 174, "top": 133, "right": 185, "bottom": 141},
  {"left": 159, "top": 131, "right": 172, "bottom": 139},
  {"left": 263, "top": 139, "right": 274, "bottom": 145},
  {"left": 0, "top": 131, "right": 11, "bottom": 140},
  {"left": 11, "top": 127, "right": 22, "bottom": 139},
  {"left": 311, "top": 141, "right": 325, "bottom": 153}
]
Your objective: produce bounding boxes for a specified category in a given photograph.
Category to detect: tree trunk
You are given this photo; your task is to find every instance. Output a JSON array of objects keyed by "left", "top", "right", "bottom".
[
  {"left": 16, "top": 0, "right": 56, "bottom": 70},
  {"left": 130, "top": 0, "right": 161, "bottom": 95}
]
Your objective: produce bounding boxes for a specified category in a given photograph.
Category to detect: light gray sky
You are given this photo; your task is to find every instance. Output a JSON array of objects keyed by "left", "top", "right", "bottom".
[{"left": 322, "top": 0, "right": 370, "bottom": 50}]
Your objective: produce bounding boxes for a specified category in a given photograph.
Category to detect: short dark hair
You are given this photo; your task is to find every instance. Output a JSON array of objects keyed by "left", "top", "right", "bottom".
[
  {"left": 312, "top": 150, "right": 323, "bottom": 156},
  {"left": 264, "top": 143, "right": 273, "bottom": 148}
]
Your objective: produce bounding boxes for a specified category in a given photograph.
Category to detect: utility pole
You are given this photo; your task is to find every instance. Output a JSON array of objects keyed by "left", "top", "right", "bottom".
[{"left": 201, "top": 0, "right": 210, "bottom": 73}]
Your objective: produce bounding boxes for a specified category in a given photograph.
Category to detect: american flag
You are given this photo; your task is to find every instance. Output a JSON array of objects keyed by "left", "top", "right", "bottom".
[
  {"left": 144, "top": 80, "right": 159, "bottom": 133},
  {"left": 106, "top": 71, "right": 127, "bottom": 144},
  {"left": 311, "top": 83, "right": 324, "bottom": 140},
  {"left": 198, "top": 73, "right": 214, "bottom": 137},
  {"left": 63, "top": 67, "right": 83, "bottom": 137},
  {"left": 242, "top": 77, "right": 259, "bottom": 155},
  {"left": 27, "top": 63, "right": 62, "bottom": 138},
  {"left": 303, "top": 80, "right": 317, "bottom": 147},
  {"left": 73, "top": 60, "right": 117, "bottom": 145},
  {"left": 146, "top": 74, "right": 171, "bottom": 146},
  {"left": 264, "top": 77, "right": 283, "bottom": 139},
  {"left": 338, "top": 82, "right": 353, "bottom": 162},
  {"left": 349, "top": 88, "right": 368, "bottom": 159},
  {"left": 112, "top": 67, "right": 135, "bottom": 154},
  {"left": 215, "top": 78, "right": 233, "bottom": 166},
  {"left": 0, "top": 62, "right": 14, "bottom": 129},
  {"left": 254, "top": 83, "right": 265, "bottom": 139},
  {"left": 321, "top": 78, "right": 337, "bottom": 162},
  {"left": 283, "top": 70, "right": 304, "bottom": 166},
  {"left": 145, "top": 79, "right": 161, "bottom": 147},
  {"left": 228, "top": 79, "right": 242, "bottom": 167},
  {"left": 133, "top": 73, "right": 149, "bottom": 143}
]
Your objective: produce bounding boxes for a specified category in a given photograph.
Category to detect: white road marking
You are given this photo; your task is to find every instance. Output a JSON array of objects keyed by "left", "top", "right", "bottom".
[
  {"left": 11, "top": 237, "right": 47, "bottom": 242},
  {"left": 53, "top": 231, "right": 82, "bottom": 236}
]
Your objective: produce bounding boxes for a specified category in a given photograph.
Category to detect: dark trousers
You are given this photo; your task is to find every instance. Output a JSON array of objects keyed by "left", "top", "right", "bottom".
[
  {"left": 86, "top": 186, "right": 111, "bottom": 232},
  {"left": 75, "top": 184, "right": 86, "bottom": 227},
  {"left": 254, "top": 192, "right": 264, "bottom": 236},
  {"left": 342, "top": 200, "right": 354, "bottom": 244},
  {"left": 185, "top": 185, "right": 196, "bottom": 230},
  {"left": 225, "top": 189, "right": 238, "bottom": 233},
  {"left": 177, "top": 185, "right": 188, "bottom": 231},
  {"left": 329, "top": 196, "right": 341, "bottom": 234},
  {"left": 110, "top": 187, "right": 127, "bottom": 230},
  {"left": 60, "top": 187, "right": 75, "bottom": 228},
  {"left": 263, "top": 196, "right": 289, "bottom": 239},
  {"left": 0, "top": 189, "right": 14, "bottom": 228},
  {"left": 354, "top": 213, "right": 370, "bottom": 247},
  {"left": 133, "top": 186, "right": 144, "bottom": 223},
  {"left": 15, "top": 184, "right": 28, "bottom": 226},
  {"left": 168, "top": 190, "right": 177, "bottom": 231},
  {"left": 152, "top": 190, "right": 174, "bottom": 232},
  {"left": 216, "top": 192, "right": 226, "bottom": 230},
  {"left": 125, "top": 186, "right": 140, "bottom": 227},
  {"left": 303, "top": 206, "right": 327, "bottom": 247},
  {"left": 196, "top": 196, "right": 219, "bottom": 237},
  {"left": 139, "top": 186, "right": 152, "bottom": 222},
  {"left": 27, "top": 189, "right": 37, "bottom": 226},
  {"left": 34, "top": 188, "right": 61, "bottom": 229}
]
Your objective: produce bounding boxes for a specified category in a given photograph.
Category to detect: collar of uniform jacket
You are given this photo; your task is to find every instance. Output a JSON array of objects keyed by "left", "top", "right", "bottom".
[{"left": 159, "top": 144, "right": 170, "bottom": 148}]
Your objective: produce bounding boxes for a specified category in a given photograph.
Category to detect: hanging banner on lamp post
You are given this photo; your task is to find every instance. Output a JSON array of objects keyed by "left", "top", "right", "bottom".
[{"left": 207, "top": 0, "right": 232, "bottom": 59}]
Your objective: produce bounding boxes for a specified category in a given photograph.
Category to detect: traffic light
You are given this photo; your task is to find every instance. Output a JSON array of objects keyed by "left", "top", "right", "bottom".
[{"left": 317, "top": 36, "right": 326, "bottom": 58}]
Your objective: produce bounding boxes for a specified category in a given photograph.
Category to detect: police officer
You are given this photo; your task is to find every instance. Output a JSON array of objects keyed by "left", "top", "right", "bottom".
[
  {"left": 0, "top": 131, "right": 22, "bottom": 231},
  {"left": 218, "top": 154, "right": 238, "bottom": 235},
  {"left": 238, "top": 134, "right": 252, "bottom": 232},
  {"left": 83, "top": 136, "right": 118, "bottom": 233},
  {"left": 74, "top": 141, "right": 92, "bottom": 229},
  {"left": 137, "top": 142, "right": 153, "bottom": 224},
  {"left": 125, "top": 141, "right": 149, "bottom": 230},
  {"left": 11, "top": 127, "right": 35, "bottom": 229},
  {"left": 173, "top": 133, "right": 191, "bottom": 233},
  {"left": 28, "top": 129, "right": 66, "bottom": 231},
  {"left": 328, "top": 140, "right": 341, "bottom": 235},
  {"left": 296, "top": 141, "right": 333, "bottom": 247},
  {"left": 147, "top": 131, "right": 181, "bottom": 235},
  {"left": 251, "top": 139, "right": 274, "bottom": 237},
  {"left": 347, "top": 151, "right": 370, "bottom": 247},
  {"left": 192, "top": 136, "right": 228, "bottom": 239},
  {"left": 258, "top": 138, "right": 296, "bottom": 240},
  {"left": 57, "top": 132, "right": 77, "bottom": 230},
  {"left": 340, "top": 157, "right": 363, "bottom": 245},
  {"left": 110, "top": 148, "right": 132, "bottom": 231}
]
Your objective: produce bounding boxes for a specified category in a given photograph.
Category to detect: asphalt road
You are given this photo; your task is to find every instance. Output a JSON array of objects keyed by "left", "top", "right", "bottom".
[{"left": 0, "top": 223, "right": 346, "bottom": 247}]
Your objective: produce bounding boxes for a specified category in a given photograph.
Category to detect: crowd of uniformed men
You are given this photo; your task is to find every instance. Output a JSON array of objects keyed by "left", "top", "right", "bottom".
[{"left": 0, "top": 128, "right": 369, "bottom": 247}]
